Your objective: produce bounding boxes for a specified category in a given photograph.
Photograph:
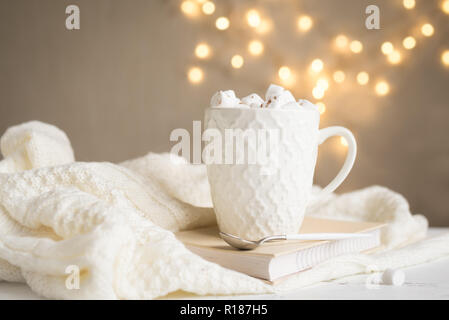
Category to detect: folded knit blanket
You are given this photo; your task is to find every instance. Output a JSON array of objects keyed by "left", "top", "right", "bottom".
[{"left": 0, "top": 121, "right": 447, "bottom": 299}]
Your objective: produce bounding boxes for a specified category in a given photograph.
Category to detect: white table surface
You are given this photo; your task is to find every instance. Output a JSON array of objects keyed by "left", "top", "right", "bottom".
[{"left": 1, "top": 228, "right": 448, "bottom": 300}]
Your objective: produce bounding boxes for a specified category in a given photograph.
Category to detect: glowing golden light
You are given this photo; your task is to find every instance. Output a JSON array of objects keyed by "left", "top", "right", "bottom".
[
  {"left": 442, "top": 0, "right": 449, "bottom": 14},
  {"left": 356, "top": 72, "right": 369, "bottom": 85},
  {"left": 340, "top": 137, "right": 348, "bottom": 147},
  {"left": 256, "top": 19, "right": 272, "bottom": 34},
  {"left": 333, "top": 70, "right": 345, "bottom": 83},
  {"left": 278, "top": 66, "right": 292, "bottom": 80},
  {"left": 441, "top": 50, "right": 449, "bottom": 66},
  {"left": 312, "top": 87, "right": 325, "bottom": 99},
  {"left": 248, "top": 40, "right": 264, "bottom": 56},
  {"left": 421, "top": 23, "right": 434, "bottom": 37},
  {"left": 202, "top": 1, "right": 215, "bottom": 15},
  {"left": 281, "top": 76, "right": 296, "bottom": 88},
  {"left": 381, "top": 42, "right": 394, "bottom": 55},
  {"left": 247, "top": 9, "right": 261, "bottom": 28},
  {"left": 403, "top": 0, "right": 415, "bottom": 9},
  {"left": 316, "top": 77, "right": 329, "bottom": 91},
  {"left": 180, "top": 1, "right": 199, "bottom": 17},
  {"left": 403, "top": 36, "right": 416, "bottom": 50},
  {"left": 231, "top": 55, "right": 244, "bottom": 69},
  {"left": 215, "top": 17, "right": 230, "bottom": 30},
  {"left": 335, "top": 35, "right": 349, "bottom": 50},
  {"left": 387, "top": 50, "right": 402, "bottom": 65},
  {"left": 195, "top": 43, "right": 211, "bottom": 59},
  {"left": 297, "top": 15, "right": 313, "bottom": 32},
  {"left": 310, "top": 59, "right": 324, "bottom": 73},
  {"left": 188, "top": 67, "right": 203, "bottom": 83},
  {"left": 316, "top": 102, "right": 326, "bottom": 115},
  {"left": 349, "top": 40, "right": 363, "bottom": 53},
  {"left": 375, "top": 81, "right": 390, "bottom": 96}
]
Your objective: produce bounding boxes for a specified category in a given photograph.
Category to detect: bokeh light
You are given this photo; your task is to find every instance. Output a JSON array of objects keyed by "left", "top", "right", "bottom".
[
  {"left": 443, "top": 0, "right": 449, "bottom": 14},
  {"left": 403, "top": 36, "right": 416, "bottom": 50},
  {"left": 316, "top": 77, "right": 330, "bottom": 90},
  {"left": 387, "top": 50, "right": 402, "bottom": 65},
  {"left": 312, "top": 86, "right": 325, "bottom": 99},
  {"left": 202, "top": 1, "right": 215, "bottom": 15},
  {"left": 297, "top": 15, "right": 313, "bottom": 32},
  {"left": 248, "top": 40, "right": 264, "bottom": 56},
  {"left": 310, "top": 59, "right": 324, "bottom": 73},
  {"left": 349, "top": 40, "right": 363, "bottom": 53},
  {"left": 278, "top": 66, "right": 291, "bottom": 81},
  {"left": 333, "top": 70, "right": 345, "bottom": 83},
  {"left": 195, "top": 43, "right": 211, "bottom": 59},
  {"left": 403, "top": 0, "right": 415, "bottom": 9},
  {"left": 188, "top": 67, "right": 203, "bottom": 83},
  {"left": 441, "top": 50, "right": 449, "bottom": 66},
  {"left": 247, "top": 9, "right": 261, "bottom": 28},
  {"left": 335, "top": 34, "right": 349, "bottom": 50},
  {"left": 357, "top": 72, "right": 369, "bottom": 85},
  {"left": 180, "top": 1, "right": 199, "bottom": 17},
  {"left": 375, "top": 81, "right": 390, "bottom": 96},
  {"left": 316, "top": 102, "right": 326, "bottom": 115},
  {"left": 215, "top": 17, "right": 230, "bottom": 30},
  {"left": 421, "top": 23, "right": 434, "bottom": 37},
  {"left": 256, "top": 19, "right": 272, "bottom": 34},
  {"left": 381, "top": 42, "right": 394, "bottom": 55},
  {"left": 231, "top": 55, "right": 244, "bottom": 69}
]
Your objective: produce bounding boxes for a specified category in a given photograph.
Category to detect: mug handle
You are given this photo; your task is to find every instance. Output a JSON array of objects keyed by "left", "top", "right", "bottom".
[{"left": 318, "top": 126, "right": 357, "bottom": 195}]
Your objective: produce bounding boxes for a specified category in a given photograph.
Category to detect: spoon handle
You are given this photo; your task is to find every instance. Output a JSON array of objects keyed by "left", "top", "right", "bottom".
[{"left": 285, "top": 233, "right": 371, "bottom": 241}]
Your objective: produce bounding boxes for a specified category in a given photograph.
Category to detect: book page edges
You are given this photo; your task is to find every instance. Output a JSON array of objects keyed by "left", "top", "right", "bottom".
[{"left": 176, "top": 217, "right": 386, "bottom": 258}]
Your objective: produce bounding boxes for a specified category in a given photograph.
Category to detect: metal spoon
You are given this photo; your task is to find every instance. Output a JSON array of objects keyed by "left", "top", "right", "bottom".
[{"left": 219, "top": 231, "right": 372, "bottom": 250}]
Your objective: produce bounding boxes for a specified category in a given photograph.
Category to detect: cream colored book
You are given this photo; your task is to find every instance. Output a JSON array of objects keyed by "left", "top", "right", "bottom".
[{"left": 176, "top": 217, "right": 385, "bottom": 283}]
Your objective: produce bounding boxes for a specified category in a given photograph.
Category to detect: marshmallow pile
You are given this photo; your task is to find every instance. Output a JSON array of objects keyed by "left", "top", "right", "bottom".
[{"left": 210, "top": 84, "right": 318, "bottom": 112}]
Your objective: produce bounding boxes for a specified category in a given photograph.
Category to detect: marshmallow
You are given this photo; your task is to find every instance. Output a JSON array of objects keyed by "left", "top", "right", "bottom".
[
  {"left": 277, "top": 101, "right": 298, "bottom": 110},
  {"left": 382, "top": 268, "right": 405, "bottom": 286},
  {"left": 298, "top": 99, "right": 317, "bottom": 111},
  {"left": 209, "top": 84, "right": 318, "bottom": 111},
  {"left": 210, "top": 90, "right": 240, "bottom": 108},
  {"left": 241, "top": 93, "right": 264, "bottom": 108},
  {"left": 265, "top": 84, "right": 285, "bottom": 101},
  {"left": 263, "top": 85, "right": 296, "bottom": 109}
]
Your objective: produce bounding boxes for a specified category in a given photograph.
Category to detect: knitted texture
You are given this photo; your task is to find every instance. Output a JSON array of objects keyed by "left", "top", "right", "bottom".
[{"left": 0, "top": 121, "right": 447, "bottom": 299}]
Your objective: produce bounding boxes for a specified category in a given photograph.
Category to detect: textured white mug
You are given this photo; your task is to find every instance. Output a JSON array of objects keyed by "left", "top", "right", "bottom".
[{"left": 204, "top": 107, "right": 356, "bottom": 240}]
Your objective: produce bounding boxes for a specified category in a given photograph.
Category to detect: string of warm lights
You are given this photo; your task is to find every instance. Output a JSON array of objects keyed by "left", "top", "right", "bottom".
[{"left": 180, "top": 0, "right": 449, "bottom": 146}]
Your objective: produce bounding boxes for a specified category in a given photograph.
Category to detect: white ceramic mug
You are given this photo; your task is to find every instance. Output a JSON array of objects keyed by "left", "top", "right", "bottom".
[{"left": 204, "top": 107, "right": 356, "bottom": 240}]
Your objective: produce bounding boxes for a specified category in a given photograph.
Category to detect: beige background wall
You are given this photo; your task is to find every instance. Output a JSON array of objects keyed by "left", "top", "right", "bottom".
[{"left": 0, "top": 0, "right": 448, "bottom": 225}]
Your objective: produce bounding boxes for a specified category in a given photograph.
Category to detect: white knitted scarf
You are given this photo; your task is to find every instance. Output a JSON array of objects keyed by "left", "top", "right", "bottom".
[{"left": 0, "top": 121, "right": 447, "bottom": 299}]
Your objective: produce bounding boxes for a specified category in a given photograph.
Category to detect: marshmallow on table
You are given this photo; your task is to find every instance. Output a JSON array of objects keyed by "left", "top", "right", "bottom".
[{"left": 382, "top": 268, "right": 406, "bottom": 286}]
